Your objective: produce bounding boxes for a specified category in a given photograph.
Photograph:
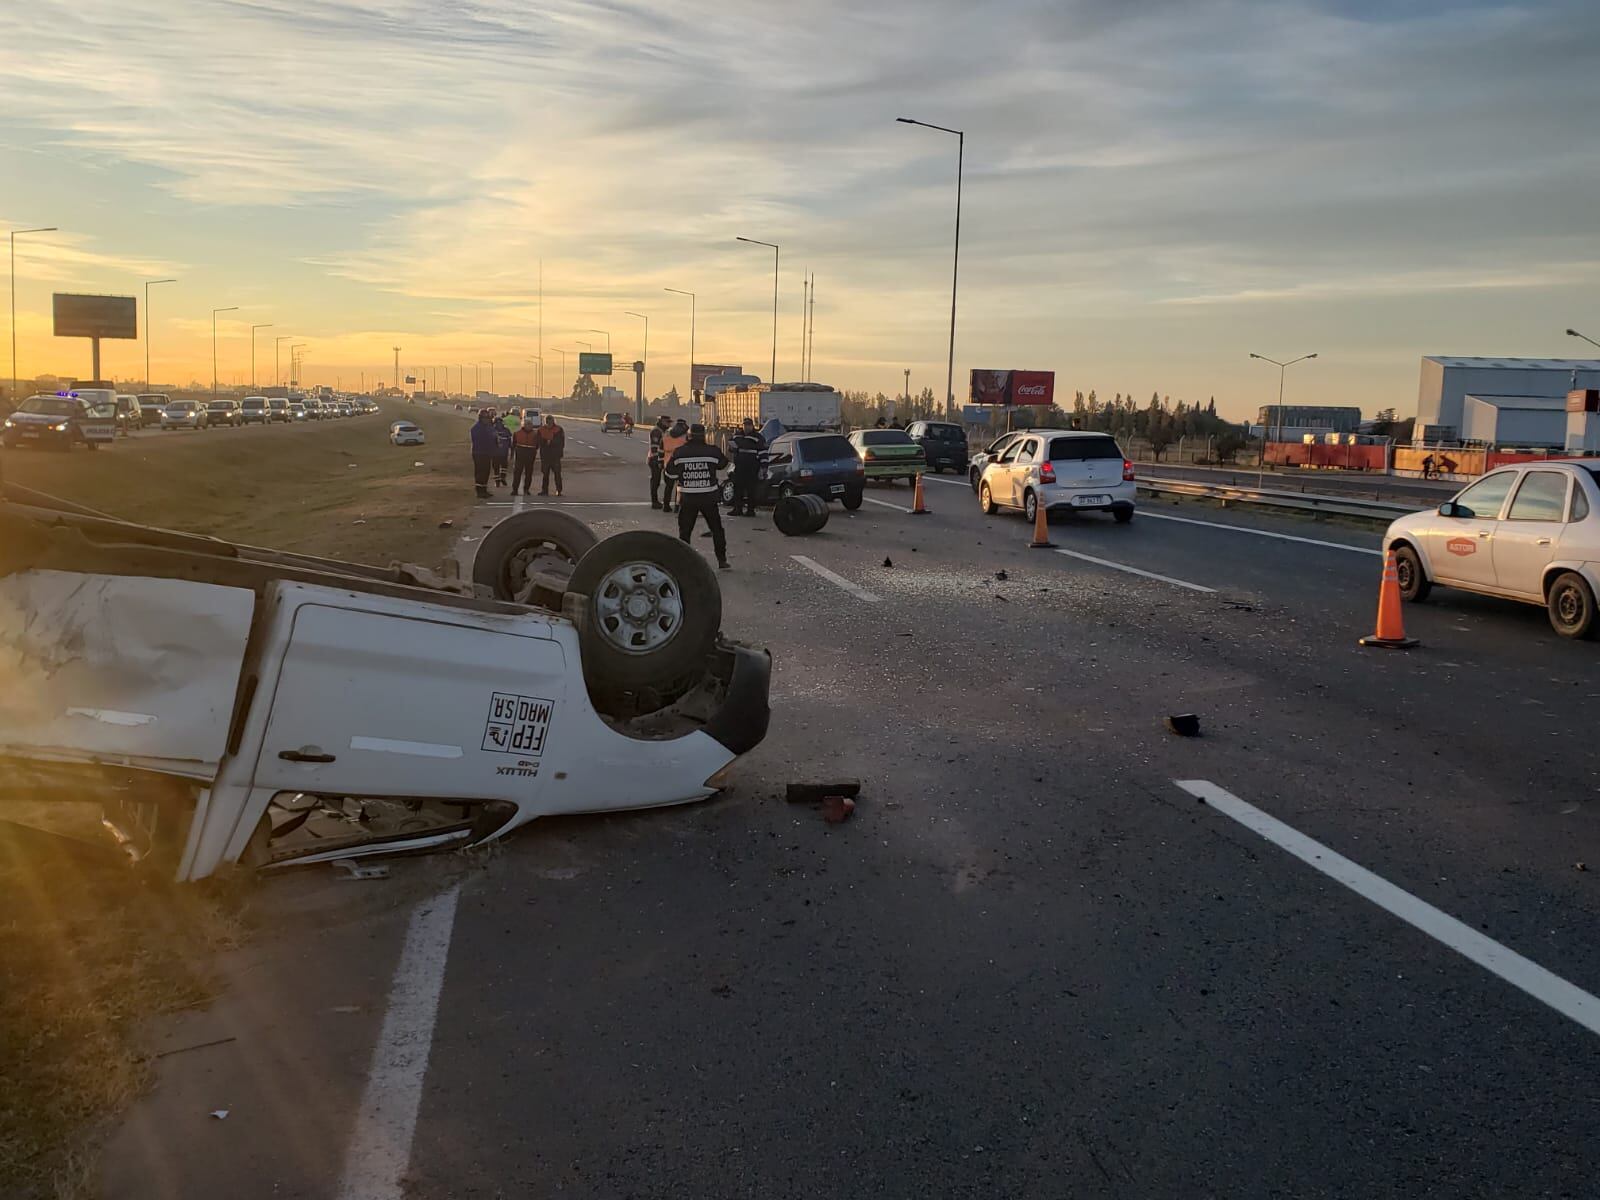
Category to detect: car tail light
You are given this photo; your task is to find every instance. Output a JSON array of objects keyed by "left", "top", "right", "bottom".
[
  {"left": 1039, "top": 462, "right": 1056, "bottom": 483},
  {"left": 863, "top": 449, "right": 877, "bottom": 460},
  {"left": 1122, "top": 459, "right": 1135, "bottom": 481}
]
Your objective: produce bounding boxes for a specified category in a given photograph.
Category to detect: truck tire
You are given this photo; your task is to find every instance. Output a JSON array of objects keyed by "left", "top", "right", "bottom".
[
  {"left": 473, "top": 510, "right": 600, "bottom": 601},
  {"left": 567, "top": 531, "right": 722, "bottom": 711},
  {"left": 774, "top": 493, "right": 828, "bottom": 535}
]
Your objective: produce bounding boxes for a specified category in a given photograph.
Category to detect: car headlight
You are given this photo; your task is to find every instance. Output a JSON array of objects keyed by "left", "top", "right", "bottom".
[
  {"left": 52, "top": 422, "right": 69, "bottom": 431},
  {"left": 2, "top": 418, "right": 13, "bottom": 428}
]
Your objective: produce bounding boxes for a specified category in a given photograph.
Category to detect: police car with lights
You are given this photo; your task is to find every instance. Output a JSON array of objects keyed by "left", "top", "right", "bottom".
[{"left": 2, "top": 392, "right": 117, "bottom": 451}]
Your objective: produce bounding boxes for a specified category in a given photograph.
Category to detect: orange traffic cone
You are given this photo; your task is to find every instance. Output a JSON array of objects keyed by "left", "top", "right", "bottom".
[
  {"left": 910, "top": 472, "right": 929, "bottom": 515},
  {"left": 1359, "top": 549, "right": 1418, "bottom": 649},
  {"left": 1028, "top": 493, "right": 1054, "bottom": 549}
]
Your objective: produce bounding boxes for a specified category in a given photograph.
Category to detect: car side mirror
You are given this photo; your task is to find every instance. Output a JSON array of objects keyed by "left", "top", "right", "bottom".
[{"left": 1438, "top": 501, "right": 1472, "bottom": 518}]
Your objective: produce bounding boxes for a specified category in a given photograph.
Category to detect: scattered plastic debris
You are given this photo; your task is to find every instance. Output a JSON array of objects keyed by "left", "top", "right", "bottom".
[
  {"left": 353, "top": 519, "right": 366, "bottom": 525},
  {"left": 1166, "top": 713, "right": 1201, "bottom": 737},
  {"left": 329, "top": 858, "right": 389, "bottom": 880},
  {"left": 209, "top": 1109, "right": 229, "bottom": 1121},
  {"left": 413, "top": 461, "right": 425, "bottom": 468},
  {"left": 995, "top": 569, "right": 1008, "bottom": 581},
  {"left": 822, "top": 795, "right": 856, "bottom": 824},
  {"left": 438, "top": 519, "right": 453, "bottom": 529},
  {"left": 883, "top": 557, "right": 893, "bottom": 568}
]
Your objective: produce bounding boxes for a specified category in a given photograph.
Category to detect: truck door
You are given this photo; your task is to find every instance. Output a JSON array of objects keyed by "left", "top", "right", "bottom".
[{"left": 249, "top": 597, "right": 568, "bottom": 807}]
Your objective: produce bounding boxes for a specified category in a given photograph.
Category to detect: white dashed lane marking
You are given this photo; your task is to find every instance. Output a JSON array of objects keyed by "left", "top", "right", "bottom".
[
  {"left": 1178, "top": 780, "right": 1600, "bottom": 1040},
  {"left": 1052, "top": 547, "right": 1216, "bottom": 593},
  {"left": 790, "top": 555, "right": 881, "bottom": 603}
]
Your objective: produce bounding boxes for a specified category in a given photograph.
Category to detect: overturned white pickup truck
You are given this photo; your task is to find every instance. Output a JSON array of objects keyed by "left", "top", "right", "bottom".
[{"left": 0, "top": 486, "right": 770, "bottom": 879}]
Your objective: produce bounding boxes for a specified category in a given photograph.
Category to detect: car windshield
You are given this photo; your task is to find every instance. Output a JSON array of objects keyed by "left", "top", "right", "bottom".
[
  {"left": 243, "top": 399, "right": 265, "bottom": 407},
  {"left": 859, "top": 430, "right": 912, "bottom": 446},
  {"left": 169, "top": 402, "right": 196, "bottom": 411},
  {"left": 1049, "top": 437, "right": 1122, "bottom": 460},
  {"left": 19, "top": 397, "right": 77, "bottom": 416}
]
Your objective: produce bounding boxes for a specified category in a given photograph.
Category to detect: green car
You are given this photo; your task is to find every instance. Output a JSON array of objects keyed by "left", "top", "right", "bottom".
[{"left": 848, "top": 428, "right": 926, "bottom": 484}]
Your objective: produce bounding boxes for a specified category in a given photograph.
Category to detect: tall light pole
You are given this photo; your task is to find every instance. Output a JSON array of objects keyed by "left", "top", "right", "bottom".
[
  {"left": 274, "top": 336, "right": 292, "bottom": 388},
  {"left": 1250, "top": 352, "right": 1318, "bottom": 487},
  {"left": 665, "top": 287, "right": 695, "bottom": 400},
  {"left": 1567, "top": 328, "right": 1600, "bottom": 353},
  {"left": 554, "top": 348, "right": 567, "bottom": 389},
  {"left": 625, "top": 311, "right": 648, "bottom": 407},
  {"left": 9, "top": 226, "right": 56, "bottom": 402},
  {"left": 479, "top": 360, "right": 494, "bottom": 395},
  {"left": 527, "top": 356, "right": 542, "bottom": 398},
  {"left": 897, "top": 117, "right": 963, "bottom": 419},
  {"left": 211, "top": 306, "right": 238, "bottom": 402},
  {"left": 588, "top": 329, "right": 611, "bottom": 360},
  {"left": 249, "top": 323, "right": 273, "bottom": 390},
  {"left": 736, "top": 236, "right": 779, "bottom": 384},
  {"left": 143, "top": 277, "right": 176, "bottom": 390},
  {"left": 290, "top": 343, "right": 306, "bottom": 390}
]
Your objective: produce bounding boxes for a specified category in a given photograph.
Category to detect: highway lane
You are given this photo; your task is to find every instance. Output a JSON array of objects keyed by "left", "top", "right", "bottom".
[{"left": 103, "top": 426, "right": 1600, "bottom": 1198}]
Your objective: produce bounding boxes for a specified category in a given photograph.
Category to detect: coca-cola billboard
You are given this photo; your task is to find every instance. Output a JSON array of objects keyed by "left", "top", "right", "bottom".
[{"left": 968, "top": 369, "right": 1056, "bottom": 406}]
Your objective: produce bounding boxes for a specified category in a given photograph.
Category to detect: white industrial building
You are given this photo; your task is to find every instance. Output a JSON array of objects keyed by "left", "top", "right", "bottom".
[{"left": 1417, "top": 356, "right": 1600, "bottom": 447}]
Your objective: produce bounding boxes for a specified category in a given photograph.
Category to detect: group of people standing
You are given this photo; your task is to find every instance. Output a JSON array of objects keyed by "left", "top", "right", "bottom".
[
  {"left": 644, "top": 414, "right": 768, "bottom": 571},
  {"left": 470, "top": 408, "right": 565, "bottom": 500}
]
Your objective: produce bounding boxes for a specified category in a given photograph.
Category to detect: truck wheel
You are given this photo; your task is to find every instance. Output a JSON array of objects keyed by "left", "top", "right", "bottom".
[
  {"left": 473, "top": 510, "right": 600, "bottom": 601},
  {"left": 567, "top": 531, "right": 722, "bottom": 711}
]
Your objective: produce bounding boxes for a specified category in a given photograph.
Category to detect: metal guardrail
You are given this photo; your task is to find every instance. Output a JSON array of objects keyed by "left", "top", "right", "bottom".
[{"left": 1138, "top": 476, "right": 1418, "bottom": 523}]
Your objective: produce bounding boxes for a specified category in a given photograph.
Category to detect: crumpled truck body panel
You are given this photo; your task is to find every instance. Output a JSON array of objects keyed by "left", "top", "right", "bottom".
[
  {"left": 0, "top": 567, "right": 749, "bottom": 880},
  {"left": 0, "top": 570, "right": 254, "bottom": 779}
]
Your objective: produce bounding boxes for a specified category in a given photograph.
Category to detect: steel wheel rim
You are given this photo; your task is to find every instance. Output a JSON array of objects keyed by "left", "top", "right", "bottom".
[
  {"left": 1025, "top": 492, "right": 1036, "bottom": 520},
  {"left": 1397, "top": 558, "right": 1414, "bottom": 591},
  {"left": 1557, "top": 584, "right": 1582, "bottom": 625},
  {"left": 593, "top": 561, "right": 683, "bottom": 654}
]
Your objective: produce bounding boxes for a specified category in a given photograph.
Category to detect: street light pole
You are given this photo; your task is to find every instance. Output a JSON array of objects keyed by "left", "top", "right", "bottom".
[
  {"left": 211, "top": 307, "right": 238, "bottom": 402},
  {"left": 736, "top": 237, "right": 779, "bottom": 384},
  {"left": 665, "top": 288, "right": 695, "bottom": 401},
  {"left": 897, "top": 117, "right": 964, "bottom": 419},
  {"left": 274, "top": 336, "right": 292, "bottom": 388},
  {"left": 479, "top": 361, "right": 494, "bottom": 395},
  {"left": 143, "top": 277, "right": 176, "bottom": 390},
  {"left": 1566, "top": 328, "right": 1600, "bottom": 352},
  {"left": 249, "top": 323, "right": 273, "bottom": 390},
  {"left": 1249, "top": 352, "right": 1318, "bottom": 487},
  {"left": 528, "top": 356, "right": 542, "bottom": 398},
  {"left": 625, "top": 311, "right": 648, "bottom": 408},
  {"left": 9, "top": 226, "right": 57, "bottom": 403},
  {"left": 290, "top": 344, "right": 306, "bottom": 391}
]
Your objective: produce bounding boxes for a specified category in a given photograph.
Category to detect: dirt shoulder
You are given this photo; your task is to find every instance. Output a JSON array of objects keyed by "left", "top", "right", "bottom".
[{"left": 1, "top": 401, "right": 480, "bottom": 569}]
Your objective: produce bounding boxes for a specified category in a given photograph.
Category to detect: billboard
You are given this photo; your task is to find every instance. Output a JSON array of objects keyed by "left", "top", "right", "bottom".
[
  {"left": 53, "top": 293, "right": 137, "bottom": 339},
  {"left": 968, "top": 368, "right": 1055, "bottom": 407},
  {"left": 692, "top": 363, "right": 742, "bottom": 392},
  {"left": 579, "top": 352, "right": 613, "bottom": 376}
]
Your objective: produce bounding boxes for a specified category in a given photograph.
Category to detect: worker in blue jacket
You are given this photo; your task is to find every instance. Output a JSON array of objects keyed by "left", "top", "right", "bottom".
[{"left": 470, "top": 408, "right": 499, "bottom": 499}]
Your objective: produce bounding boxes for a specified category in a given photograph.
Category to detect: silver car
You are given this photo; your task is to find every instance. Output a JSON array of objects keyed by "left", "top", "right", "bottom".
[{"left": 1382, "top": 461, "right": 1600, "bottom": 639}]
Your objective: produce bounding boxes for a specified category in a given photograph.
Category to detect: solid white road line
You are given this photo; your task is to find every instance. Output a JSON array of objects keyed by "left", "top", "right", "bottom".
[
  {"left": 862, "top": 496, "right": 912, "bottom": 514},
  {"left": 1177, "top": 780, "right": 1600, "bottom": 1040},
  {"left": 1052, "top": 547, "right": 1216, "bottom": 593},
  {"left": 922, "top": 474, "right": 968, "bottom": 486},
  {"left": 791, "top": 554, "right": 881, "bottom": 603},
  {"left": 1141, "top": 510, "right": 1380, "bottom": 555},
  {"left": 337, "top": 885, "right": 462, "bottom": 1200}
]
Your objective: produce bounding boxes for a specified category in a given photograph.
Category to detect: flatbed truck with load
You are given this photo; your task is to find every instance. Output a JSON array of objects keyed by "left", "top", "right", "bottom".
[{"left": 703, "top": 383, "right": 842, "bottom": 450}]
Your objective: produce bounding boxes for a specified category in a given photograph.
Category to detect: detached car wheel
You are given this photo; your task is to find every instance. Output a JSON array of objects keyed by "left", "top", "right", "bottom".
[
  {"left": 567, "top": 531, "right": 722, "bottom": 709},
  {"left": 1547, "top": 571, "right": 1596, "bottom": 640},
  {"left": 1393, "top": 544, "right": 1430, "bottom": 602},
  {"left": 474, "top": 510, "right": 600, "bottom": 601}
]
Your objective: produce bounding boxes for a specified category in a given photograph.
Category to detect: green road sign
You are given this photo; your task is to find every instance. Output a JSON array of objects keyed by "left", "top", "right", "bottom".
[{"left": 579, "top": 352, "right": 613, "bottom": 376}]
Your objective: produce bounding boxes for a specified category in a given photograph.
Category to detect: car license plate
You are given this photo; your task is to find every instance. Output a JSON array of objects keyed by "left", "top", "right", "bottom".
[
  {"left": 1072, "top": 494, "right": 1110, "bottom": 507},
  {"left": 20, "top": 430, "right": 40, "bottom": 439},
  {"left": 829, "top": 484, "right": 845, "bottom": 495}
]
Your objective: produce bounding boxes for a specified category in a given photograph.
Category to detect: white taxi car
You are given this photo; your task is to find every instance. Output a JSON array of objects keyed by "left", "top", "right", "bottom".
[
  {"left": 1382, "top": 461, "right": 1600, "bottom": 638},
  {"left": 977, "top": 431, "right": 1135, "bottom": 524}
]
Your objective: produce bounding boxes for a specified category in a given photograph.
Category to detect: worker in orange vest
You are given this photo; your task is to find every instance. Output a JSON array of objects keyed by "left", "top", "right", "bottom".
[{"left": 660, "top": 418, "right": 689, "bottom": 513}]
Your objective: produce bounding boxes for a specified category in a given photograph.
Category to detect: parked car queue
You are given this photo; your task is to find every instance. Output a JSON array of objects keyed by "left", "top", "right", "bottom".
[{"left": 2, "top": 390, "right": 380, "bottom": 450}]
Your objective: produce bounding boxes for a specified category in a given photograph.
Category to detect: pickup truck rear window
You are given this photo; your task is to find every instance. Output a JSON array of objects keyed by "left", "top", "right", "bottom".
[{"left": 1048, "top": 437, "right": 1121, "bottom": 460}]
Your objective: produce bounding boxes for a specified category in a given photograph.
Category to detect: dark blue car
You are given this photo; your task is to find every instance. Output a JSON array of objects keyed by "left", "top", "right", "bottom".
[{"left": 721, "top": 432, "right": 865, "bottom": 509}]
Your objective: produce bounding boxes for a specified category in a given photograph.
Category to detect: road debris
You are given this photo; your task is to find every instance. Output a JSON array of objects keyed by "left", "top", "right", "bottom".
[
  {"left": 329, "top": 858, "right": 389, "bottom": 880},
  {"left": 209, "top": 1109, "right": 229, "bottom": 1120},
  {"left": 787, "top": 780, "right": 862, "bottom": 804},
  {"left": 822, "top": 795, "right": 856, "bottom": 824},
  {"left": 1577, "top": 862, "right": 1589, "bottom": 872},
  {"left": 995, "top": 569, "right": 1008, "bottom": 581},
  {"left": 438, "top": 519, "right": 454, "bottom": 529},
  {"left": 883, "top": 557, "right": 894, "bottom": 568},
  {"left": 1166, "top": 713, "right": 1201, "bottom": 737},
  {"left": 155, "top": 1036, "right": 238, "bottom": 1059},
  {"left": 352, "top": 519, "right": 366, "bottom": 525}
]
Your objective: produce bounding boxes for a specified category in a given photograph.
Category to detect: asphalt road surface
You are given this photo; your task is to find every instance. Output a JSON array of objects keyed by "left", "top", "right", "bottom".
[{"left": 103, "top": 420, "right": 1600, "bottom": 1200}]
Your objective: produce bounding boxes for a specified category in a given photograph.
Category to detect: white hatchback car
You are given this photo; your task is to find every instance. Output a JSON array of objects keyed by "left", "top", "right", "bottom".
[
  {"left": 1382, "top": 461, "right": 1600, "bottom": 638},
  {"left": 390, "top": 420, "right": 425, "bottom": 446},
  {"left": 978, "top": 431, "right": 1135, "bottom": 524}
]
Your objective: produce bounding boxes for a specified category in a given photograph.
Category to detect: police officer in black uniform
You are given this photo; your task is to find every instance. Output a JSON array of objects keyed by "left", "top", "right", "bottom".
[
  {"left": 663, "top": 423, "right": 730, "bottom": 568},
  {"left": 728, "top": 417, "right": 766, "bottom": 516},
  {"left": 647, "top": 414, "right": 671, "bottom": 508}
]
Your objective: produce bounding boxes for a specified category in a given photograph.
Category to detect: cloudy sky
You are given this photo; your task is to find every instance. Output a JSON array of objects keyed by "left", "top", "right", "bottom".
[{"left": 3, "top": 0, "right": 1597, "bottom": 417}]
